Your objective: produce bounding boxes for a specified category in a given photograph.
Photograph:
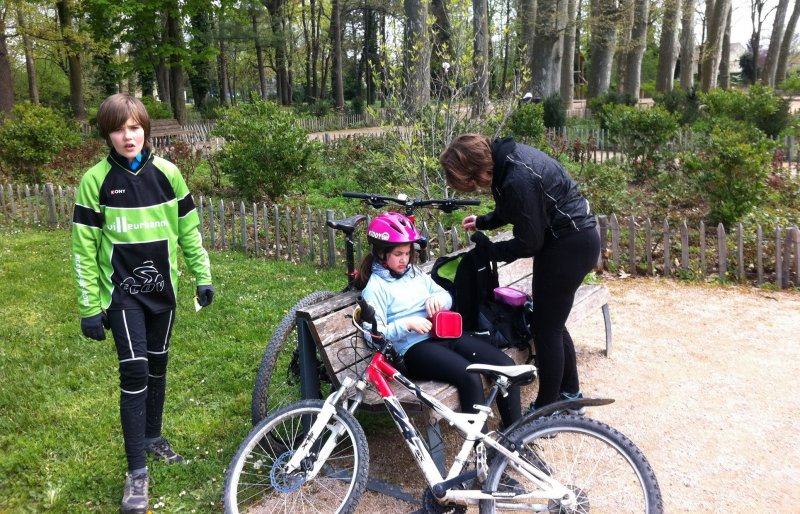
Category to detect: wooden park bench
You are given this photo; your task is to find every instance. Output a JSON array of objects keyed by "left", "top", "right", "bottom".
[
  {"left": 149, "top": 119, "right": 190, "bottom": 146},
  {"left": 295, "top": 230, "right": 612, "bottom": 475}
]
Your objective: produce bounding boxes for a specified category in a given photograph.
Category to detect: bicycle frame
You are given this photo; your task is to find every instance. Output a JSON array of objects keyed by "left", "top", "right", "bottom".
[{"left": 286, "top": 350, "right": 578, "bottom": 508}]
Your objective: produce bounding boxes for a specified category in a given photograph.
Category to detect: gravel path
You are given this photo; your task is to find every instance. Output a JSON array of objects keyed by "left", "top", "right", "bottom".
[{"left": 355, "top": 278, "right": 800, "bottom": 513}]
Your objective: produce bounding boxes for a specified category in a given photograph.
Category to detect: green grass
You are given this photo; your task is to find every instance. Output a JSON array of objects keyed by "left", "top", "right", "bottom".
[{"left": 0, "top": 226, "right": 341, "bottom": 512}]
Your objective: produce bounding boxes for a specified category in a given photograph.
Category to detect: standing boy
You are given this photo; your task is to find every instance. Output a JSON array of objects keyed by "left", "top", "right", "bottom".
[{"left": 72, "top": 94, "right": 214, "bottom": 513}]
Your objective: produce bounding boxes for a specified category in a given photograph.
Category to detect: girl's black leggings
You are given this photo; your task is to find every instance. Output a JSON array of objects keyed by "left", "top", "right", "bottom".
[
  {"left": 402, "top": 334, "right": 522, "bottom": 428},
  {"left": 530, "top": 227, "right": 600, "bottom": 409}
]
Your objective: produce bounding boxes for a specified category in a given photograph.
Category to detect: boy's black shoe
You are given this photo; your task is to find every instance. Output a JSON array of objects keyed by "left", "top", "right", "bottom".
[
  {"left": 120, "top": 472, "right": 148, "bottom": 514},
  {"left": 145, "top": 437, "right": 185, "bottom": 464}
]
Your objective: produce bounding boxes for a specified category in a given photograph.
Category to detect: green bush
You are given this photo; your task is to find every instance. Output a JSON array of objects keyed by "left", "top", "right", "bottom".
[
  {"left": 566, "top": 160, "right": 633, "bottom": 216},
  {"left": 315, "top": 134, "right": 402, "bottom": 196},
  {"left": 655, "top": 87, "right": 701, "bottom": 125},
  {"left": 605, "top": 105, "right": 679, "bottom": 181},
  {"left": 779, "top": 71, "right": 800, "bottom": 94},
  {"left": 587, "top": 91, "right": 638, "bottom": 129},
  {"left": 699, "top": 85, "right": 790, "bottom": 137},
  {"left": 681, "top": 120, "right": 775, "bottom": 226},
  {"left": 139, "top": 97, "right": 174, "bottom": 120},
  {"left": 212, "top": 101, "right": 317, "bottom": 202},
  {"left": 506, "top": 102, "right": 546, "bottom": 147},
  {"left": 542, "top": 94, "right": 566, "bottom": 129},
  {"left": 0, "top": 102, "right": 81, "bottom": 183}
]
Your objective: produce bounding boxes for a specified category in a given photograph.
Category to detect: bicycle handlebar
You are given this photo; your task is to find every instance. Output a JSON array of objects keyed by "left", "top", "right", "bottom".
[{"left": 342, "top": 192, "right": 480, "bottom": 214}]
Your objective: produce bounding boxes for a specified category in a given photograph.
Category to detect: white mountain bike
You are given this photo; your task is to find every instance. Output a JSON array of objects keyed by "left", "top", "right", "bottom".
[{"left": 225, "top": 297, "right": 663, "bottom": 513}]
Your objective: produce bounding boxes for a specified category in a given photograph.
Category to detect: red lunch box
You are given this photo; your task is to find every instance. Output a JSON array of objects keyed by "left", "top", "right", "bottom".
[{"left": 429, "top": 310, "right": 463, "bottom": 338}]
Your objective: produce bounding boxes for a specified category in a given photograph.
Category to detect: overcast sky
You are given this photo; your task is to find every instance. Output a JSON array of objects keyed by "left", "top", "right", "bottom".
[{"left": 727, "top": 0, "right": 780, "bottom": 47}]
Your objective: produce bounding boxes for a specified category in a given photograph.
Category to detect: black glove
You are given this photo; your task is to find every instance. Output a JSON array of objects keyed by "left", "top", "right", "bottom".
[
  {"left": 81, "top": 312, "right": 108, "bottom": 341},
  {"left": 197, "top": 285, "right": 215, "bottom": 307},
  {"left": 471, "top": 231, "right": 492, "bottom": 249}
]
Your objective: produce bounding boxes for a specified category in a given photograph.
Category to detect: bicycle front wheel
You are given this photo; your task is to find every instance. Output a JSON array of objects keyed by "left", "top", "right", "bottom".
[
  {"left": 251, "top": 290, "right": 337, "bottom": 425},
  {"left": 224, "top": 399, "right": 369, "bottom": 514},
  {"left": 480, "top": 415, "right": 663, "bottom": 514}
]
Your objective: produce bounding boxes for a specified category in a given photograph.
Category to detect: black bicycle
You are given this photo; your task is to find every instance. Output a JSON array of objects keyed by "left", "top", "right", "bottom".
[{"left": 250, "top": 192, "right": 480, "bottom": 424}]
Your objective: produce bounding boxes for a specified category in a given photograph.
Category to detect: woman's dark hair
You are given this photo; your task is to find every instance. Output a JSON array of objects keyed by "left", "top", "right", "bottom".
[
  {"left": 440, "top": 133, "right": 494, "bottom": 192},
  {"left": 96, "top": 94, "right": 152, "bottom": 150},
  {"left": 354, "top": 242, "right": 417, "bottom": 289}
]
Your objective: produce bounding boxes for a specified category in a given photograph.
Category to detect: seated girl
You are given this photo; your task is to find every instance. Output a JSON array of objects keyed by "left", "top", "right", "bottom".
[{"left": 355, "top": 212, "right": 521, "bottom": 428}]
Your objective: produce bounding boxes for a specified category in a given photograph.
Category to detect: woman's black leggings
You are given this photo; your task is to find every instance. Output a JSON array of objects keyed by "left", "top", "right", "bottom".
[
  {"left": 531, "top": 227, "right": 600, "bottom": 409},
  {"left": 402, "top": 334, "right": 521, "bottom": 428}
]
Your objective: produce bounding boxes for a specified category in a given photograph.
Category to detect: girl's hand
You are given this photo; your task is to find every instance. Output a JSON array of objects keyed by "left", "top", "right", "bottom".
[
  {"left": 425, "top": 295, "right": 444, "bottom": 317},
  {"left": 461, "top": 215, "right": 477, "bottom": 231},
  {"left": 406, "top": 317, "right": 432, "bottom": 334}
]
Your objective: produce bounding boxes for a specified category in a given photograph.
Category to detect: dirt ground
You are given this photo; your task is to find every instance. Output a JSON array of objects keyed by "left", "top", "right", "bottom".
[{"left": 353, "top": 277, "right": 800, "bottom": 513}]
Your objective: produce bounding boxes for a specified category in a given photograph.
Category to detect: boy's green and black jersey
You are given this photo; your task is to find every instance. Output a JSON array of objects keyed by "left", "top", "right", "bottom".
[{"left": 72, "top": 151, "right": 211, "bottom": 317}]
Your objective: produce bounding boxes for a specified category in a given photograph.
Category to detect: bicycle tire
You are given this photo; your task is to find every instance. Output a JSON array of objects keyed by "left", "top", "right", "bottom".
[
  {"left": 479, "top": 415, "right": 663, "bottom": 514},
  {"left": 251, "top": 290, "right": 338, "bottom": 425},
  {"left": 224, "top": 399, "right": 369, "bottom": 514}
]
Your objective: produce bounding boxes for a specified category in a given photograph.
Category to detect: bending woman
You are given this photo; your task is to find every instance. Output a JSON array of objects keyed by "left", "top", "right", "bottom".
[{"left": 440, "top": 134, "right": 600, "bottom": 413}]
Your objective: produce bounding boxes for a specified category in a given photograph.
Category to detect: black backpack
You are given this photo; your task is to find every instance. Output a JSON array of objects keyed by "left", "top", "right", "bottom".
[{"left": 431, "top": 238, "right": 534, "bottom": 358}]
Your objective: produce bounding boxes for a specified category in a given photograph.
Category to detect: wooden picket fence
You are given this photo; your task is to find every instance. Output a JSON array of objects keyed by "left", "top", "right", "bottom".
[{"left": 2, "top": 183, "right": 798, "bottom": 289}]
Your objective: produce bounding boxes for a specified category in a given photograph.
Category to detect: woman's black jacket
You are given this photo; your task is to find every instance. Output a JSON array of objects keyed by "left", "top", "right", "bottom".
[{"left": 475, "top": 137, "right": 596, "bottom": 262}]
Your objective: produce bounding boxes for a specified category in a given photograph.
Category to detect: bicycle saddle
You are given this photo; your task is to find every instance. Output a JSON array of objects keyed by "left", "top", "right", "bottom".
[
  {"left": 326, "top": 214, "right": 368, "bottom": 235},
  {"left": 466, "top": 363, "right": 536, "bottom": 384}
]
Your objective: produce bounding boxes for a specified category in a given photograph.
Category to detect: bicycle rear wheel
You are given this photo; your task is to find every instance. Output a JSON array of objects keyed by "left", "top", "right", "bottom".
[
  {"left": 479, "top": 415, "right": 663, "bottom": 514},
  {"left": 224, "top": 399, "right": 369, "bottom": 514},
  {"left": 251, "top": 291, "right": 337, "bottom": 425}
]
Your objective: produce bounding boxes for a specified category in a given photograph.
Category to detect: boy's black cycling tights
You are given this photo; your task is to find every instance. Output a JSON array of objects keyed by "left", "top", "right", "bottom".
[{"left": 108, "top": 308, "right": 175, "bottom": 472}]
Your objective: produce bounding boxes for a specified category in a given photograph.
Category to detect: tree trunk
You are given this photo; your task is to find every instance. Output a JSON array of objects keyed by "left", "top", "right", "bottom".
[
  {"left": 0, "top": 16, "right": 14, "bottom": 114},
  {"left": 700, "top": 0, "right": 730, "bottom": 91},
  {"left": 615, "top": 0, "right": 634, "bottom": 94},
  {"left": 588, "top": 0, "right": 618, "bottom": 99},
  {"left": 16, "top": 8, "right": 39, "bottom": 104},
  {"left": 624, "top": 0, "right": 649, "bottom": 98},
  {"left": 251, "top": 11, "right": 268, "bottom": 100},
  {"left": 188, "top": 6, "right": 212, "bottom": 111},
  {"left": 56, "top": 0, "right": 85, "bottom": 119},
  {"left": 157, "top": 55, "right": 171, "bottom": 106},
  {"left": 166, "top": 7, "right": 187, "bottom": 123},
  {"left": 217, "top": 39, "right": 230, "bottom": 107},
  {"left": 404, "top": 0, "right": 430, "bottom": 116},
  {"left": 762, "top": 0, "right": 790, "bottom": 86},
  {"left": 719, "top": 6, "right": 732, "bottom": 89},
  {"left": 331, "top": 0, "right": 344, "bottom": 110},
  {"left": 532, "top": 0, "right": 566, "bottom": 98},
  {"left": 264, "top": 0, "right": 291, "bottom": 105},
  {"left": 656, "top": 0, "right": 681, "bottom": 93},
  {"left": 519, "top": 0, "right": 536, "bottom": 85},
  {"left": 776, "top": 0, "right": 800, "bottom": 85},
  {"left": 364, "top": 8, "right": 377, "bottom": 105},
  {"left": 679, "top": 0, "right": 696, "bottom": 89},
  {"left": 472, "top": 0, "right": 489, "bottom": 116},
  {"left": 431, "top": 0, "right": 451, "bottom": 95},
  {"left": 560, "top": 0, "right": 578, "bottom": 106}
]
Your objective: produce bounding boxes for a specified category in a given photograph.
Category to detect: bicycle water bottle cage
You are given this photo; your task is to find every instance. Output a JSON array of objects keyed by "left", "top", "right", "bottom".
[{"left": 326, "top": 215, "right": 367, "bottom": 236}]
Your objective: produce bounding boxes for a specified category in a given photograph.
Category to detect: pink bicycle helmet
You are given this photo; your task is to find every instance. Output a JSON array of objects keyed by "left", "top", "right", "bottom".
[{"left": 367, "top": 212, "right": 425, "bottom": 248}]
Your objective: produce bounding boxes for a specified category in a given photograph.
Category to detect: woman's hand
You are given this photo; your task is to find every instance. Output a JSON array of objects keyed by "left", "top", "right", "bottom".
[
  {"left": 461, "top": 215, "right": 477, "bottom": 231},
  {"left": 406, "top": 317, "right": 432, "bottom": 334},
  {"left": 425, "top": 295, "right": 445, "bottom": 317}
]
